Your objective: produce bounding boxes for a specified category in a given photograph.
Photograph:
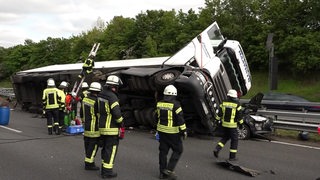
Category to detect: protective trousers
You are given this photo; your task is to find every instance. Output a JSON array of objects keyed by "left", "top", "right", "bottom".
[
  {"left": 215, "top": 127, "right": 238, "bottom": 159},
  {"left": 84, "top": 137, "right": 99, "bottom": 165},
  {"left": 58, "top": 110, "right": 65, "bottom": 134},
  {"left": 101, "top": 135, "right": 119, "bottom": 174},
  {"left": 46, "top": 109, "right": 59, "bottom": 135},
  {"left": 158, "top": 132, "right": 183, "bottom": 173}
]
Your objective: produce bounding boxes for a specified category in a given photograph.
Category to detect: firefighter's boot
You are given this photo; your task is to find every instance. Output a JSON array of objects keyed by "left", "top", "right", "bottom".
[
  {"left": 229, "top": 152, "right": 238, "bottom": 161},
  {"left": 213, "top": 150, "right": 219, "bottom": 158},
  {"left": 101, "top": 168, "right": 117, "bottom": 178},
  {"left": 57, "top": 127, "right": 62, "bottom": 135},
  {"left": 163, "top": 169, "right": 177, "bottom": 180},
  {"left": 48, "top": 127, "right": 53, "bottom": 135},
  {"left": 85, "top": 162, "right": 99, "bottom": 171}
]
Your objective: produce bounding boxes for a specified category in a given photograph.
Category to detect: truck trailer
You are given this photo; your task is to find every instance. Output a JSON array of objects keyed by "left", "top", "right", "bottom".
[{"left": 11, "top": 21, "right": 251, "bottom": 135}]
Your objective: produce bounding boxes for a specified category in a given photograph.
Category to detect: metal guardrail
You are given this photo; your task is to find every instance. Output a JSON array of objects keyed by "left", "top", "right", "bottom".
[
  {"left": 257, "top": 109, "right": 320, "bottom": 133},
  {"left": 0, "top": 88, "right": 15, "bottom": 98},
  {"left": 241, "top": 99, "right": 320, "bottom": 133}
]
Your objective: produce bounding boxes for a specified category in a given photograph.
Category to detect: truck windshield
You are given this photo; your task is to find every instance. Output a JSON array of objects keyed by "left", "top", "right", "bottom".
[{"left": 206, "top": 24, "right": 224, "bottom": 41}]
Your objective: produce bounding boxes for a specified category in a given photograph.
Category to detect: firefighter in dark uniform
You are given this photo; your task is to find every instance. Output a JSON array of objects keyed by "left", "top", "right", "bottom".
[
  {"left": 97, "top": 75, "right": 124, "bottom": 179},
  {"left": 42, "top": 78, "right": 62, "bottom": 135},
  {"left": 81, "top": 82, "right": 102, "bottom": 170},
  {"left": 156, "top": 85, "right": 187, "bottom": 180},
  {"left": 78, "top": 55, "right": 95, "bottom": 79},
  {"left": 57, "top": 81, "right": 68, "bottom": 134},
  {"left": 213, "top": 89, "right": 244, "bottom": 161}
]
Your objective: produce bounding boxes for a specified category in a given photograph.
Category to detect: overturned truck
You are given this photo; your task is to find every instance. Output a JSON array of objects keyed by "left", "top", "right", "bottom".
[{"left": 11, "top": 22, "right": 251, "bottom": 135}]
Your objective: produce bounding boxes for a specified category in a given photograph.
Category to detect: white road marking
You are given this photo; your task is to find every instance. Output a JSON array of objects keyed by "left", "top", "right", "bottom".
[
  {"left": 0, "top": 125, "right": 22, "bottom": 133},
  {"left": 271, "top": 140, "right": 320, "bottom": 150}
]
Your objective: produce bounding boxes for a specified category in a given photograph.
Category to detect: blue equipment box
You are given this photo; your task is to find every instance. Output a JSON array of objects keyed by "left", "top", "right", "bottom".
[{"left": 66, "top": 125, "right": 84, "bottom": 134}]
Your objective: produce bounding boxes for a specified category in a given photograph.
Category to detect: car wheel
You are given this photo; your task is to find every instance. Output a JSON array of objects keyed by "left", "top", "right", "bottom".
[{"left": 238, "top": 124, "right": 251, "bottom": 140}]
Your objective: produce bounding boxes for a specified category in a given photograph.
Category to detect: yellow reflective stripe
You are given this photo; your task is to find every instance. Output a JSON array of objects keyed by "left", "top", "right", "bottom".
[
  {"left": 110, "top": 102, "right": 119, "bottom": 109},
  {"left": 230, "top": 149, "right": 237, "bottom": 153},
  {"left": 179, "top": 124, "right": 186, "bottom": 131},
  {"left": 116, "top": 117, "right": 123, "bottom": 123},
  {"left": 84, "top": 131, "right": 100, "bottom": 137},
  {"left": 218, "top": 142, "right": 224, "bottom": 147},
  {"left": 222, "top": 122, "right": 238, "bottom": 128},
  {"left": 157, "top": 102, "right": 174, "bottom": 109},
  {"left": 99, "top": 128, "right": 119, "bottom": 135},
  {"left": 175, "top": 107, "right": 182, "bottom": 114},
  {"left": 239, "top": 119, "right": 244, "bottom": 124},
  {"left": 85, "top": 144, "right": 98, "bottom": 163},
  {"left": 157, "top": 124, "right": 179, "bottom": 133},
  {"left": 47, "top": 125, "right": 53, "bottom": 128},
  {"left": 103, "top": 145, "right": 117, "bottom": 169},
  {"left": 168, "top": 110, "right": 173, "bottom": 127},
  {"left": 90, "top": 107, "right": 96, "bottom": 131}
]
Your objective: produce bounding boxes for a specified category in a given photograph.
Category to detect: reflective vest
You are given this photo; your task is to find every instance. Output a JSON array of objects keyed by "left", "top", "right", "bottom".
[
  {"left": 156, "top": 101, "right": 186, "bottom": 134},
  {"left": 220, "top": 101, "right": 243, "bottom": 128},
  {"left": 82, "top": 95, "right": 100, "bottom": 137},
  {"left": 98, "top": 89, "right": 123, "bottom": 136},
  {"left": 57, "top": 89, "right": 66, "bottom": 110},
  {"left": 42, "top": 87, "right": 61, "bottom": 109}
]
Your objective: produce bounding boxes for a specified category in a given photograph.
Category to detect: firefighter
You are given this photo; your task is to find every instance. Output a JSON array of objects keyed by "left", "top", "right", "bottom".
[
  {"left": 97, "top": 75, "right": 124, "bottom": 179},
  {"left": 213, "top": 89, "right": 244, "bottom": 161},
  {"left": 57, "top": 81, "right": 69, "bottom": 134},
  {"left": 78, "top": 55, "right": 95, "bottom": 79},
  {"left": 42, "top": 78, "right": 62, "bottom": 135},
  {"left": 156, "top": 84, "right": 187, "bottom": 180},
  {"left": 81, "top": 82, "right": 101, "bottom": 171},
  {"left": 76, "top": 82, "right": 89, "bottom": 124}
]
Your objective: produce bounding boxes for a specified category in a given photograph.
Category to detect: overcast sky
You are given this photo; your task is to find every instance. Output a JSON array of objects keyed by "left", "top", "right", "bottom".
[{"left": 0, "top": 0, "right": 205, "bottom": 48}]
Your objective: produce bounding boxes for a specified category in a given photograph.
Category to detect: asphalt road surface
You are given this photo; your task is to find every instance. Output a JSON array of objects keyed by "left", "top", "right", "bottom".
[{"left": 1, "top": 109, "right": 320, "bottom": 180}]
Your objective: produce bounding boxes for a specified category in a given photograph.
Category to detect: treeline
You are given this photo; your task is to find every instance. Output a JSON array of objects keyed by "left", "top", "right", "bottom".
[{"left": 0, "top": 0, "right": 319, "bottom": 79}]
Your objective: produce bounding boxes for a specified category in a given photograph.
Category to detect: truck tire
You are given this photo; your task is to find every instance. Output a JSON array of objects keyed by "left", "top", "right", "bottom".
[{"left": 154, "top": 69, "right": 181, "bottom": 87}]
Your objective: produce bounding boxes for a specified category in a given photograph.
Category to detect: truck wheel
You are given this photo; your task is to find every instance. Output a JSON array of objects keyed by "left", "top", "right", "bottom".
[
  {"left": 238, "top": 124, "right": 251, "bottom": 140},
  {"left": 154, "top": 69, "right": 181, "bottom": 87}
]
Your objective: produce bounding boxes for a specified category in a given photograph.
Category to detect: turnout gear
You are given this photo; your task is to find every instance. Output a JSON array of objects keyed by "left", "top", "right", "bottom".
[
  {"left": 42, "top": 78, "right": 62, "bottom": 135},
  {"left": 98, "top": 78, "right": 123, "bottom": 178},
  {"left": 214, "top": 89, "right": 243, "bottom": 160},
  {"left": 156, "top": 85, "right": 186, "bottom": 179},
  {"left": 81, "top": 87, "right": 100, "bottom": 168}
]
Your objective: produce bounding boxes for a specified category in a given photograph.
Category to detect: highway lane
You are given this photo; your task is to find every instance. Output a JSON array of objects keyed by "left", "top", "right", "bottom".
[{"left": 0, "top": 109, "right": 320, "bottom": 180}]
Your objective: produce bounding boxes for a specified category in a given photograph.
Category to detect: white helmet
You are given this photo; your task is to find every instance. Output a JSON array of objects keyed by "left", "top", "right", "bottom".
[
  {"left": 82, "top": 82, "right": 89, "bottom": 89},
  {"left": 106, "top": 75, "right": 122, "bottom": 86},
  {"left": 47, "top": 78, "right": 55, "bottom": 86},
  {"left": 163, "top": 85, "right": 177, "bottom": 96},
  {"left": 227, "top": 89, "right": 238, "bottom": 98},
  {"left": 59, "top": 81, "right": 68, "bottom": 88},
  {"left": 88, "top": 82, "right": 102, "bottom": 92}
]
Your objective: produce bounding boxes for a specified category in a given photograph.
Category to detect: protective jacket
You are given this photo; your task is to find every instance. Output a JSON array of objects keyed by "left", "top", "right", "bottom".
[
  {"left": 217, "top": 99, "right": 243, "bottom": 128},
  {"left": 156, "top": 96, "right": 186, "bottom": 134},
  {"left": 42, "top": 87, "right": 61, "bottom": 109},
  {"left": 81, "top": 93, "right": 100, "bottom": 138},
  {"left": 97, "top": 88, "right": 123, "bottom": 135}
]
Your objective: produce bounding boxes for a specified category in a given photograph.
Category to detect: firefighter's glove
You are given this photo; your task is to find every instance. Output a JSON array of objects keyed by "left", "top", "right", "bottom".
[
  {"left": 181, "top": 130, "right": 187, "bottom": 140},
  {"left": 238, "top": 123, "right": 243, "bottom": 129}
]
